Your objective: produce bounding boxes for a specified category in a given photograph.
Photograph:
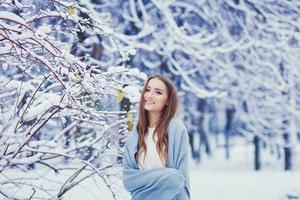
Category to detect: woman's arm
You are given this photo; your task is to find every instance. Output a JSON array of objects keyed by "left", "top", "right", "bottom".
[
  {"left": 173, "top": 123, "right": 191, "bottom": 199},
  {"left": 122, "top": 141, "right": 185, "bottom": 199}
]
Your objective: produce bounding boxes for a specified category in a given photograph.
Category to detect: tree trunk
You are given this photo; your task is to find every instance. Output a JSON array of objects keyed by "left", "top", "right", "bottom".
[
  {"left": 224, "top": 106, "right": 235, "bottom": 160},
  {"left": 253, "top": 135, "right": 261, "bottom": 170},
  {"left": 283, "top": 133, "right": 292, "bottom": 170},
  {"left": 225, "top": 130, "right": 230, "bottom": 159},
  {"left": 199, "top": 114, "right": 211, "bottom": 156}
]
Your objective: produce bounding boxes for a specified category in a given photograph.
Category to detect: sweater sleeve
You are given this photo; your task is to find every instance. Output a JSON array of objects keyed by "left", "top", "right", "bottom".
[{"left": 173, "top": 123, "right": 191, "bottom": 199}]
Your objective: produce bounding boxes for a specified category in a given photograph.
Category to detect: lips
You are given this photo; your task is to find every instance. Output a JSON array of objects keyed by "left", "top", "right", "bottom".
[{"left": 145, "top": 100, "right": 154, "bottom": 104}]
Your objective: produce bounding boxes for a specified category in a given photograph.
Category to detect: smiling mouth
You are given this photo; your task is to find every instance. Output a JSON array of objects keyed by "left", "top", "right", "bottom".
[{"left": 145, "top": 101, "right": 154, "bottom": 104}]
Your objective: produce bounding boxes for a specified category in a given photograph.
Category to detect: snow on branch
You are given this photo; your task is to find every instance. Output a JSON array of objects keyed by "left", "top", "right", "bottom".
[
  {"left": 0, "top": 1, "right": 141, "bottom": 199},
  {"left": 89, "top": 0, "right": 300, "bottom": 149}
]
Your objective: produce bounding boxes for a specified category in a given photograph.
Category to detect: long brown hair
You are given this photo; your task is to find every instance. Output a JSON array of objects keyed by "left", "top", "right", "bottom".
[{"left": 135, "top": 75, "right": 179, "bottom": 168}]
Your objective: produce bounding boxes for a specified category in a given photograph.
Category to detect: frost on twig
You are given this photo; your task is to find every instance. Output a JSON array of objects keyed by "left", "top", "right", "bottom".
[
  {"left": 90, "top": 0, "right": 300, "bottom": 150},
  {"left": 0, "top": 1, "right": 142, "bottom": 199}
]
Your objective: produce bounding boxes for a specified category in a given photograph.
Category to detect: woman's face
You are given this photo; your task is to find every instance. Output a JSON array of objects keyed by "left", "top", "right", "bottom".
[{"left": 144, "top": 78, "right": 168, "bottom": 114}]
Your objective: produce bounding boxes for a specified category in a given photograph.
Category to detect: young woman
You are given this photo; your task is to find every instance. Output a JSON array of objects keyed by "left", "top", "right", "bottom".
[{"left": 122, "top": 75, "right": 190, "bottom": 200}]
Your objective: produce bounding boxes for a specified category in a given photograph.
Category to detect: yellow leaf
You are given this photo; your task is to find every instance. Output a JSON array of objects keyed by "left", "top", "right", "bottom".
[
  {"left": 116, "top": 90, "right": 124, "bottom": 103},
  {"left": 67, "top": 7, "right": 77, "bottom": 15},
  {"left": 127, "top": 112, "right": 133, "bottom": 131}
]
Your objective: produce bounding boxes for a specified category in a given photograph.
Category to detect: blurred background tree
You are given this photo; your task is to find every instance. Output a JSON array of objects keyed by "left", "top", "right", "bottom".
[{"left": 84, "top": 0, "right": 300, "bottom": 170}]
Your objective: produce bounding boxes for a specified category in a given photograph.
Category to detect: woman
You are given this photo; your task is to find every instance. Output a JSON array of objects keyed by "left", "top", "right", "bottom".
[{"left": 122, "top": 75, "right": 190, "bottom": 200}]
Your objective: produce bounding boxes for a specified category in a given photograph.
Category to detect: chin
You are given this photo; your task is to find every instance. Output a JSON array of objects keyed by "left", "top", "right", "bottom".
[
  {"left": 144, "top": 107, "right": 152, "bottom": 111},
  {"left": 144, "top": 106, "right": 154, "bottom": 111}
]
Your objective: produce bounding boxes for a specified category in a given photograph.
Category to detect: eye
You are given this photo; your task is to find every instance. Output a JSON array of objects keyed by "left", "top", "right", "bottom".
[
  {"left": 155, "top": 91, "right": 162, "bottom": 95},
  {"left": 145, "top": 88, "right": 150, "bottom": 92}
]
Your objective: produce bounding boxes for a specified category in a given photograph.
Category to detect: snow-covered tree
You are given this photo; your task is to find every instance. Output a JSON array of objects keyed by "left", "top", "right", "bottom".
[
  {"left": 0, "top": 0, "right": 144, "bottom": 199},
  {"left": 87, "top": 0, "right": 300, "bottom": 169}
]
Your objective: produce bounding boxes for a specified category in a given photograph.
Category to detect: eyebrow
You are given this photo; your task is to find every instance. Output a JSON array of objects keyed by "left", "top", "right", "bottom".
[{"left": 146, "top": 86, "right": 164, "bottom": 93}]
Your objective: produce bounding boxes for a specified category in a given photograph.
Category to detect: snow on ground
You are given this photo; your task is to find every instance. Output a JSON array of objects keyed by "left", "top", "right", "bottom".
[
  {"left": 62, "top": 169, "right": 300, "bottom": 200},
  {"left": 190, "top": 170, "right": 300, "bottom": 200},
  {"left": 1, "top": 141, "right": 300, "bottom": 200},
  {"left": 2, "top": 166, "right": 299, "bottom": 200},
  {"left": 189, "top": 139, "right": 300, "bottom": 200}
]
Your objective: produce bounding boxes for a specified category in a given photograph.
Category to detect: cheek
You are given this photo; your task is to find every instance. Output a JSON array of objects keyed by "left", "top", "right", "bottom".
[
  {"left": 159, "top": 97, "right": 168, "bottom": 106},
  {"left": 142, "top": 93, "right": 147, "bottom": 105},
  {"left": 143, "top": 92, "right": 148, "bottom": 99}
]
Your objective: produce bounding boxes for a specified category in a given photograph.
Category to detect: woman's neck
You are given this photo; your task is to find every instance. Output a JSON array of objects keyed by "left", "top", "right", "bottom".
[{"left": 148, "top": 112, "right": 161, "bottom": 128}]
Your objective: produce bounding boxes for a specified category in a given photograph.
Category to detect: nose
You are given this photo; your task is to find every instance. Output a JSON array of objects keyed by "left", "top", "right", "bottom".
[{"left": 145, "top": 90, "right": 153, "bottom": 99}]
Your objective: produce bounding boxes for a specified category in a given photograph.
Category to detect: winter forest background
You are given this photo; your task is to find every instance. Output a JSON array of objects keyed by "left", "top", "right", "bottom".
[{"left": 0, "top": 0, "right": 300, "bottom": 199}]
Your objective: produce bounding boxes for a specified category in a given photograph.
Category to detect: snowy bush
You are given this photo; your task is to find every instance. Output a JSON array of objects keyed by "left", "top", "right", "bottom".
[{"left": 0, "top": 0, "right": 144, "bottom": 199}]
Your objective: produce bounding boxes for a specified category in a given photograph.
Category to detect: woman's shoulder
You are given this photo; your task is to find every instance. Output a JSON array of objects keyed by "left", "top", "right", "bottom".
[
  {"left": 167, "top": 117, "right": 188, "bottom": 150},
  {"left": 169, "top": 117, "right": 187, "bottom": 131},
  {"left": 168, "top": 117, "right": 188, "bottom": 140}
]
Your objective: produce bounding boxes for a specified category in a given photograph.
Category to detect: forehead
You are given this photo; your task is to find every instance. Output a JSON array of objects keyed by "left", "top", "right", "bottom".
[{"left": 147, "top": 78, "right": 167, "bottom": 91}]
